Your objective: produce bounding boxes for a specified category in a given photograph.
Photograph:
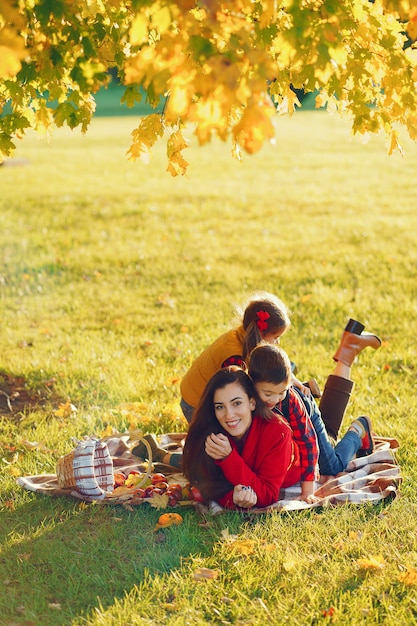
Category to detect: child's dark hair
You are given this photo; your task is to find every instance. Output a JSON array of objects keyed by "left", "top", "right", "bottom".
[
  {"left": 248, "top": 343, "right": 292, "bottom": 385},
  {"left": 239, "top": 292, "right": 290, "bottom": 361}
]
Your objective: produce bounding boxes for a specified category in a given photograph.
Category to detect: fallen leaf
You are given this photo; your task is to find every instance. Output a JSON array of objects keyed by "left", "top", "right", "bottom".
[
  {"left": 282, "top": 555, "right": 298, "bottom": 572},
  {"left": 322, "top": 606, "right": 336, "bottom": 617},
  {"left": 149, "top": 492, "right": 170, "bottom": 510},
  {"left": 48, "top": 603, "right": 62, "bottom": 610},
  {"left": 356, "top": 555, "right": 386, "bottom": 570},
  {"left": 100, "top": 424, "right": 115, "bottom": 437},
  {"left": 398, "top": 567, "right": 417, "bottom": 585},
  {"left": 263, "top": 543, "right": 277, "bottom": 553},
  {"left": 229, "top": 539, "right": 256, "bottom": 555},
  {"left": 220, "top": 528, "right": 238, "bottom": 541},
  {"left": 163, "top": 602, "right": 179, "bottom": 611},
  {"left": 54, "top": 401, "right": 77, "bottom": 418},
  {"left": 193, "top": 567, "right": 219, "bottom": 581}
]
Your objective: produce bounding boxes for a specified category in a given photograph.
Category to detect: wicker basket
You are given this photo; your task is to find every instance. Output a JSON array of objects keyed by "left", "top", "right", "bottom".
[
  {"left": 56, "top": 437, "right": 115, "bottom": 499},
  {"left": 56, "top": 435, "right": 153, "bottom": 500}
]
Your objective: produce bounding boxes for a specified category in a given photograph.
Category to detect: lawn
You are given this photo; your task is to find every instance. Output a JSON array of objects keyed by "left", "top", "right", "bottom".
[{"left": 1, "top": 111, "right": 417, "bottom": 625}]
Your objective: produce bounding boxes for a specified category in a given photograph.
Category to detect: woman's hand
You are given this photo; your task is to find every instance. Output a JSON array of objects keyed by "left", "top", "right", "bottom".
[
  {"left": 233, "top": 484, "right": 258, "bottom": 509},
  {"left": 205, "top": 433, "right": 232, "bottom": 460}
]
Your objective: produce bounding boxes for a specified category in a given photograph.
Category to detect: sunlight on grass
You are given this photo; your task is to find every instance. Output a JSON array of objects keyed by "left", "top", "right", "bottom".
[{"left": 1, "top": 112, "right": 417, "bottom": 625}]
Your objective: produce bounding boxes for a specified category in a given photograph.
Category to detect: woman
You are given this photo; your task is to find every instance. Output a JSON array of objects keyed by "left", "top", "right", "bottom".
[{"left": 182, "top": 367, "right": 305, "bottom": 510}]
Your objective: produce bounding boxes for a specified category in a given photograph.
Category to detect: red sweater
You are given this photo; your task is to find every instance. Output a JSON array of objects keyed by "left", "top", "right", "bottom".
[{"left": 215, "top": 414, "right": 302, "bottom": 509}]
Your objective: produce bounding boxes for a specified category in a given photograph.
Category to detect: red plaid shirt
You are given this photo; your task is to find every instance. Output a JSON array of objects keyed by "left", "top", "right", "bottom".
[{"left": 274, "top": 388, "right": 318, "bottom": 482}]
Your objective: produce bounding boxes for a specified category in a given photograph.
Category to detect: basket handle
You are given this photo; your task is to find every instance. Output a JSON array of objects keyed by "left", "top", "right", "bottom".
[{"left": 133, "top": 435, "right": 153, "bottom": 488}]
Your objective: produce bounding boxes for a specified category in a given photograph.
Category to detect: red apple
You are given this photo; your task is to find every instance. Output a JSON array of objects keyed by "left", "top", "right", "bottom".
[
  {"left": 168, "top": 483, "right": 183, "bottom": 497},
  {"left": 167, "top": 493, "right": 179, "bottom": 507},
  {"left": 113, "top": 472, "right": 126, "bottom": 487},
  {"left": 151, "top": 473, "right": 167, "bottom": 484},
  {"left": 153, "top": 481, "right": 169, "bottom": 491},
  {"left": 190, "top": 486, "right": 204, "bottom": 503}
]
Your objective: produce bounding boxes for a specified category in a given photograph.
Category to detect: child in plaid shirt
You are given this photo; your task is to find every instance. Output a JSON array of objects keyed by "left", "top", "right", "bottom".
[{"left": 248, "top": 344, "right": 374, "bottom": 482}]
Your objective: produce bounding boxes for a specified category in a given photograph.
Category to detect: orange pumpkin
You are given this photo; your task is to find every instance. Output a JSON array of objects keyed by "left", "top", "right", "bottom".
[{"left": 156, "top": 513, "right": 183, "bottom": 528}]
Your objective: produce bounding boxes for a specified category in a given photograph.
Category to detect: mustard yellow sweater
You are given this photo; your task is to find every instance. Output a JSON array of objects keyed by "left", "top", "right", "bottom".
[{"left": 180, "top": 325, "right": 245, "bottom": 408}]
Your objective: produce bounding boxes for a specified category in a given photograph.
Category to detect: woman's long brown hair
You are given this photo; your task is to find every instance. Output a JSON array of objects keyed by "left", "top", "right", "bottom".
[{"left": 182, "top": 367, "right": 268, "bottom": 502}]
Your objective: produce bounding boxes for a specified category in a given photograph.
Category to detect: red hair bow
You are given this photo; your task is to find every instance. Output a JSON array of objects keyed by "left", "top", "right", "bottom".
[{"left": 256, "top": 310, "right": 270, "bottom": 332}]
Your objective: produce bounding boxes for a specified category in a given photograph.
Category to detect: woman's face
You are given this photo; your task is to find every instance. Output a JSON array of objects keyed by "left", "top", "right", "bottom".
[{"left": 213, "top": 382, "right": 256, "bottom": 440}]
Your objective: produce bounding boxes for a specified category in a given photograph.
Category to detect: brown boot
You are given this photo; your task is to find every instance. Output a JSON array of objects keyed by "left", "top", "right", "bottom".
[{"left": 333, "top": 323, "right": 381, "bottom": 367}]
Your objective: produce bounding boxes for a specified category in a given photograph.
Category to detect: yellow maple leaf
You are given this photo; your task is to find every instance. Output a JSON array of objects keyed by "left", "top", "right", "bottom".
[
  {"left": 356, "top": 555, "right": 386, "bottom": 570},
  {"left": 148, "top": 492, "right": 170, "bottom": 510},
  {"left": 128, "top": 114, "right": 164, "bottom": 163},
  {"left": 166, "top": 130, "right": 190, "bottom": 176},
  {"left": 233, "top": 100, "right": 275, "bottom": 154}
]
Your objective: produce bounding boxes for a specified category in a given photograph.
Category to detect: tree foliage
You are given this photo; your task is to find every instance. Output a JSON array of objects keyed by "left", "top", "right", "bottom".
[{"left": 1, "top": 0, "right": 417, "bottom": 174}]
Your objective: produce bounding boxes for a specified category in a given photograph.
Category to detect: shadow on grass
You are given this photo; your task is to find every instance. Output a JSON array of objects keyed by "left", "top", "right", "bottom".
[{"left": 0, "top": 493, "right": 243, "bottom": 624}]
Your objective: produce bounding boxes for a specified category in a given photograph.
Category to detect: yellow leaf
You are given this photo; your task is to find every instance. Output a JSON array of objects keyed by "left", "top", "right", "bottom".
[
  {"left": 388, "top": 130, "right": 404, "bottom": 156},
  {"left": 230, "top": 539, "right": 256, "bottom": 555},
  {"left": 153, "top": 5, "right": 171, "bottom": 34},
  {"left": 166, "top": 130, "right": 190, "bottom": 176},
  {"left": 356, "top": 555, "right": 386, "bottom": 570},
  {"left": 233, "top": 98, "right": 275, "bottom": 154},
  {"left": 130, "top": 13, "right": 148, "bottom": 45},
  {"left": 166, "top": 87, "right": 191, "bottom": 118},
  {"left": 101, "top": 424, "right": 115, "bottom": 437},
  {"left": 193, "top": 567, "right": 220, "bottom": 581},
  {"left": 149, "top": 492, "right": 170, "bottom": 510},
  {"left": 7, "top": 466, "right": 20, "bottom": 477},
  {"left": 0, "top": 45, "right": 21, "bottom": 79},
  {"left": 127, "top": 114, "right": 164, "bottom": 162},
  {"left": 164, "top": 602, "right": 180, "bottom": 611},
  {"left": 398, "top": 567, "right": 417, "bottom": 586},
  {"left": 328, "top": 45, "right": 348, "bottom": 66},
  {"left": 282, "top": 555, "right": 298, "bottom": 571},
  {"left": 54, "top": 402, "right": 77, "bottom": 418},
  {"left": 407, "top": 6, "right": 417, "bottom": 40},
  {"left": 263, "top": 543, "right": 277, "bottom": 553}
]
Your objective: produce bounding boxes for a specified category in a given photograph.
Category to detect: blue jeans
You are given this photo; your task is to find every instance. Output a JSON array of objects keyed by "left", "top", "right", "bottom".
[
  {"left": 295, "top": 389, "right": 361, "bottom": 475},
  {"left": 180, "top": 397, "right": 195, "bottom": 423}
]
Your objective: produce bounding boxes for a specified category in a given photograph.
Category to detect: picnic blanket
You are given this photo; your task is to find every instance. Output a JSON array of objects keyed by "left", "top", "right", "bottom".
[{"left": 16, "top": 433, "right": 401, "bottom": 513}]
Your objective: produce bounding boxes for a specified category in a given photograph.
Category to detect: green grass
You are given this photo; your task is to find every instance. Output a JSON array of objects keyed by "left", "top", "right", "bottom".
[{"left": 1, "top": 112, "right": 417, "bottom": 625}]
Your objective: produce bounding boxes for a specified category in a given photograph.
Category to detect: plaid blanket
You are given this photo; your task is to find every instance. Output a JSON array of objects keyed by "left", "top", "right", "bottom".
[{"left": 16, "top": 434, "right": 401, "bottom": 513}]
